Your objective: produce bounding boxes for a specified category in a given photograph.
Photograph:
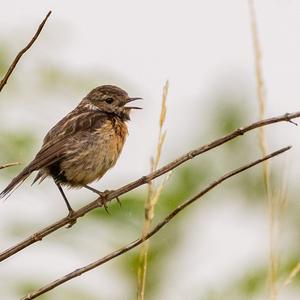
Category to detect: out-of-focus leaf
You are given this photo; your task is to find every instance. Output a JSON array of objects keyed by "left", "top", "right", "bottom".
[
  {"left": 0, "top": 131, "right": 36, "bottom": 177},
  {"left": 0, "top": 44, "right": 9, "bottom": 75}
]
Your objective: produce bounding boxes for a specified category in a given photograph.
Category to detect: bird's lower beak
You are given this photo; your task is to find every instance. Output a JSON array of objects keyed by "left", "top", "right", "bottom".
[{"left": 125, "top": 97, "right": 143, "bottom": 109}]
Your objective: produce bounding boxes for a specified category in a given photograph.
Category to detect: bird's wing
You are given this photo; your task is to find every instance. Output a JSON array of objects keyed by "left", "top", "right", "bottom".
[
  {"left": 0, "top": 138, "right": 68, "bottom": 198},
  {"left": 0, "top": 107, "right": 108, "bottom": 198},
  {"left": 28, "top": 109, "right": 108, "bottom": 172},
  {"left": 27, "top": 139, "right": 68, "bottom": 171}
]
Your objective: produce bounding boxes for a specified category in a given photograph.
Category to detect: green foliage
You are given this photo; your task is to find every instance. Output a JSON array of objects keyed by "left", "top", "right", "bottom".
[
  {"left": 89, "top": 194, "right": 144, "bottom": 227},
  {"left": 17, "top": 281, "right": 98, "bottom": 300},
  {"left": 213, "top": 101, "right": 248, "bottom": 136},
  {"left": 17, "top": 282, "right": 44, "bottom": 298},
  {"left": 0, "top": 44, "right": 9, "bottom": 75},
  {"left": 161, "top": 163, "right": 211, "bottom": 212},
  {"left": 0, "top": 130, "right": 36, "bottom": 177},
  {"left": 238, "top": 268, "right": 267, "bottom": 296}
]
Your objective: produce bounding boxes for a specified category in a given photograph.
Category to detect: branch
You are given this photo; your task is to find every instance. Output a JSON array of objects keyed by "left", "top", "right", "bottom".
[
  {"left": 0, "top": 111, "right": 299, "bottom": 263},
  {"left": 0, "top": 162, "right": 20, "bottom": 170},
  {"left": 0, "top": 11, "right": 52, "bottom": 92},
  {"left": 21, "top": 146, "right": 291, "bottom": 300}
]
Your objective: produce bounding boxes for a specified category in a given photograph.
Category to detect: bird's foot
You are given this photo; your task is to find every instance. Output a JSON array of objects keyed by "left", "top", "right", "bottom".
[
  {"left": 99, "top": 190, "right": 122, "bottom": 209},
  {"left": 66, "top": 209, "right": 77, "bottom": 228},
  {"left": 115, "top": 195, "right": 122, "bottom": 207},
  {"left": 83, "top": 185, "right": 121, "bottom": 211},
  {"left": 97, "top": 190, "right": 111, "bottom": 214}
]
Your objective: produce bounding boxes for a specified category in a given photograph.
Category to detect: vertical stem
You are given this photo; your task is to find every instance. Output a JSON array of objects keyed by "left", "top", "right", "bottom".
[
  {"left": 137, "top": 81, "right": 169, "bottom": 299},
  {"left": 248, "top": 1, "right": 277, "bottom": 299}
]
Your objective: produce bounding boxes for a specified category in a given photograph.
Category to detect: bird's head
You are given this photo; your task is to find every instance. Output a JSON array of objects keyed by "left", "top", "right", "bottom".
[{"left": 84, "top": 85, "right": 142, "bottom": 120}]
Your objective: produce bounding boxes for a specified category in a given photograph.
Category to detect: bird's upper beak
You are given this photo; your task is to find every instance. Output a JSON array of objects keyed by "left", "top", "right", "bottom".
[{"left": 125, "top": 97, "right": 143, "bottom": 109}]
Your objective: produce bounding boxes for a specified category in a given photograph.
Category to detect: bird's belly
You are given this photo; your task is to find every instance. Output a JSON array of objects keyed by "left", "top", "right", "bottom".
[{"left": 60, "top": 122, "right": 127, "bottom": 186}]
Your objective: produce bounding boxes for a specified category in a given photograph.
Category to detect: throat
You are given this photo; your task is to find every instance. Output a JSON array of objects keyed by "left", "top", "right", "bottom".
[{"left": 112, "top": 116, "right": 128, "bottom": 138}]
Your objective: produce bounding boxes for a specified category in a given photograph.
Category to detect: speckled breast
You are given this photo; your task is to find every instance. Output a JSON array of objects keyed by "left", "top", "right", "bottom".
[{"left": 60, "top": 117, "right": 128, "bottom": 186}]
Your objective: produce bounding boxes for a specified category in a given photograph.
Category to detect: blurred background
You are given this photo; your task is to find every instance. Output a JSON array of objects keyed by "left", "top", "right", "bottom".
[{"left": 1, "top": 1, "right": 300, "bottom": 299}]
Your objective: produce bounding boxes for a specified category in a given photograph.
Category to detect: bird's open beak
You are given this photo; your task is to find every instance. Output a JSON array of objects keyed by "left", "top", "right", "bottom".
[{"left": 125, "top": 97, "right": 143, "bottom": 109}]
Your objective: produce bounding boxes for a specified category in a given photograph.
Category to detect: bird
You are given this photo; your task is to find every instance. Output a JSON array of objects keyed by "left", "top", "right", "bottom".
[{"left": 0, "top": 85, "right": 142, "bottom": 218}]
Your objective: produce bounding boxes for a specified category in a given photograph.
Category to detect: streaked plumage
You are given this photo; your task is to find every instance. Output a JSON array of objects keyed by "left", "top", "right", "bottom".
[{"left": 0, "top": 85, "right": 141, "bottom": 213}]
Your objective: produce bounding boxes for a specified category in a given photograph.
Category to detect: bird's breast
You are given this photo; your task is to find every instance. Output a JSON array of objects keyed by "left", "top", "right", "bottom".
[{"left": 60, "top": 118, "right": 128, "bottom": 186}]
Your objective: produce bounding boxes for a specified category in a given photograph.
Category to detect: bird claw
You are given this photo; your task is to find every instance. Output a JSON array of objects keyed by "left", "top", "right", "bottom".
[
  {"left": 288, "top": 119, "right": 298, "bottom": 126},
  {"left": 102, "top": 190, "right": 122, "bottom": 208},
  {"left": 92, "top": 189, "right": 121, "bottom": 212},
  {"left": 116, "top": 196, "right": 122, "bottom": 207},
  {"left": 66, "top": 209, "right": 76, "bottom": 228},
  {"left": 285, "top": 113, "right": 298, "bottom": 126},
  {"left": 97, "top": 190, "right": 110, "bottom": 214}
]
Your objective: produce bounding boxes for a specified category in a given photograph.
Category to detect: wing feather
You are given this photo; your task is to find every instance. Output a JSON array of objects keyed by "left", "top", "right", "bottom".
[{"left": 0, "top": 107, "right": 108, "bottom": 198}]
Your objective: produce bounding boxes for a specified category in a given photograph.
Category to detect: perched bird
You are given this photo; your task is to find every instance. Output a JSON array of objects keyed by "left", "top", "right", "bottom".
[{"left": 0, "top": 85, "right": 141, "bottom": 216}]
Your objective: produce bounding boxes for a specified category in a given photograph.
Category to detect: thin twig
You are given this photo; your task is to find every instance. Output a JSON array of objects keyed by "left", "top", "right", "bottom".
[
  {"left": 284, "top": 262, "right": 300, "bottom": 287},
  {"left": 0, "top": 11, "right": 52, "bottom": 92},
  {"left": 21, "top": 146, "right": 291, "bottom": 300},
  {"left": 0, "top": 162, "right": 20, "bottom": 170},
  {"left": 0, "top": 111, "right": 299, "bottom": 263}
]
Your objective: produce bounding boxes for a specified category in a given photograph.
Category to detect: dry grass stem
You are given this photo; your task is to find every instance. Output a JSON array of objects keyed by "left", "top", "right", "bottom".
[
  {"left": 284, "top": 263, "right": 300, "bottom": 287},
  {"left": 279, "top": 161, "right": 300, "bottom": 288},
  {"left": 248, "top": 1, "right": 277, "bottom": 298},
  {"left": 0, "top": 162, "right": 20, "bottom": 170},
  {"left": 137, "top": 80, "right": 169, "bottom": 300}
]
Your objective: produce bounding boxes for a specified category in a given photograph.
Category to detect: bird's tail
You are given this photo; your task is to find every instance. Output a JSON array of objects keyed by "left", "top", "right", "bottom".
[{"left": 0, "top": 167, "right": 32, "bottom": 199}]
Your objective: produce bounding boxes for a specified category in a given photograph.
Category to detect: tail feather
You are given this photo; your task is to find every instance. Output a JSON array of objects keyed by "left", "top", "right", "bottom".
[
  {"left": 0, "top": 168, "right": 32, "bottom": 199},
  {"left": 31, "top": 170, "right": 47, "bottom": 186}
]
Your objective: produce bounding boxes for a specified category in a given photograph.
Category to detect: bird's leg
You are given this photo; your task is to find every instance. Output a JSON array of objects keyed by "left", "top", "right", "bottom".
[
  {"left": 83, "top": 185, "right": 122, "bottom": 205},
  {"left": 83, "top": 184, "right": 104, "bottom": 196},
  {"left": 83, "top": 185, "right": 110, "bottom": 213},
  {"left": 83, "top": 185, "right": 119, "bottom": 213},
  {"left": 55, "top": 182, "right": 74, "bottom": 213},
  {"left": 54, "top": 181, "right": 76, "bottom": 227}
]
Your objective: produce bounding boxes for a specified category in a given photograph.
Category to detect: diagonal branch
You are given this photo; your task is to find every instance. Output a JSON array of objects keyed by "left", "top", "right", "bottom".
[
  {"left": 21, "top": 146, "right": 291, "bottom": 300},
  {"left": 0, "top": 111, "right": 299, "bottom": 263},
  {"left": 0, "top": 11, "right": 52, "bottom": 92}
]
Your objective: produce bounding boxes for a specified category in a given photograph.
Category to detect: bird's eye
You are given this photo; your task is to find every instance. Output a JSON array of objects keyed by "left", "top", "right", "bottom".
[{"left": 105, "top": 98, "right": 114, "bottom": 104}]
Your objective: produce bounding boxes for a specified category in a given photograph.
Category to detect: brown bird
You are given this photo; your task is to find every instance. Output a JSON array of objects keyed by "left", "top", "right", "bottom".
[{"left": 0, "top": 85, "right": 141, "bottom": 217}]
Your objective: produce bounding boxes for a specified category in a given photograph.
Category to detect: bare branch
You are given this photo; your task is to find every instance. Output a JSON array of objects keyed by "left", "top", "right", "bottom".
[
  {"left": 21, "top": 146, "right": 291, "bottom": 300},
  {"left": 0, "top": 11, "right": 52, "bottom": 92},
  {"left": 0, "top": 111, "right": 299, "bottom": 263},
  {"left": 0, "top": 162, "right": 20, "bottom": 170}
]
